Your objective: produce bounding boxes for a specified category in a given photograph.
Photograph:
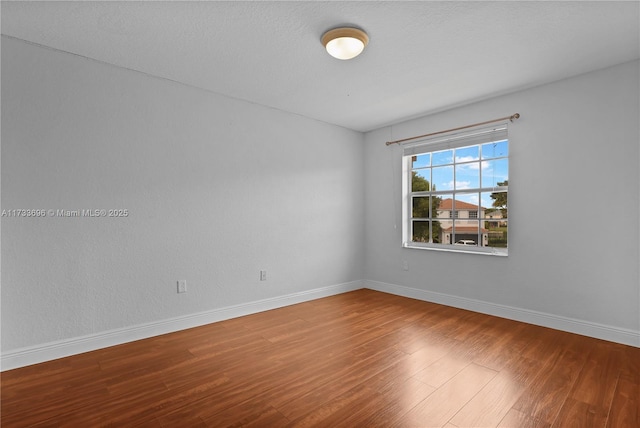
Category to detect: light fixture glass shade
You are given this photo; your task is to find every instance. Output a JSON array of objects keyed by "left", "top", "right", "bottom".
[{"left": 322, "top": 27, "right": 369, "bottom": 60}]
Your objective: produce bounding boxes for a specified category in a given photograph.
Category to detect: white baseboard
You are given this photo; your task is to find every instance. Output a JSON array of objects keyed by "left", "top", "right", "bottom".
[
  {"left": 3, "top": 278, "right": 637, "bottom": 371},
  {"left": 1, "top": 280, "right": 363, "bottom": 371},
  {"left": 365, "top": 280, "right": 640, "bottom": 348}
]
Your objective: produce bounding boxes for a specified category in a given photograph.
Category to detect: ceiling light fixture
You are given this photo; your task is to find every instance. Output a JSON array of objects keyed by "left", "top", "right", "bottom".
[{"left": 321, "top": 27, "right": 369, "bottom": 60}]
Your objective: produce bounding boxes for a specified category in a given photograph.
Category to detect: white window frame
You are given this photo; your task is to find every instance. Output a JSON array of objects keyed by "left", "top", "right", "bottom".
[{"left": 401, "top": 124, "right": 509, "bottom": 256}]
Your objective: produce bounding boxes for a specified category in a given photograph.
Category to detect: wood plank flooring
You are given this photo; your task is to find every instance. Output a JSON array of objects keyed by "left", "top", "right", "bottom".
[{"left": 2, "top": 289, "right": 639, "bottom": 427}]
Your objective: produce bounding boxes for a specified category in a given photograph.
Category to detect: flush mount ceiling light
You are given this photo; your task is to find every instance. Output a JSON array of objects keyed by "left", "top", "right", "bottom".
[{"left": 321, "top": 27, "right": 369, "bottom": 60}]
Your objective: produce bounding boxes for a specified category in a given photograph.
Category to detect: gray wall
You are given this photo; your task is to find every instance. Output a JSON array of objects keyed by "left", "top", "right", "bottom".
[
  {"left": 364, "top": 60, "right": 639, "bottom": 342},
  {"left": 2, "top": 37, "right": 638, "bottom": 367},
  {"left": 1, "top": 37, "right": 365, "bottom": 352}
]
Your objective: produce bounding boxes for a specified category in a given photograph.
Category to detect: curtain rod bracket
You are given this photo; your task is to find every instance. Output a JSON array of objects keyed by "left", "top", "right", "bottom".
[{"left": 385, "top": 113, "right": 521, "bottom": 146}]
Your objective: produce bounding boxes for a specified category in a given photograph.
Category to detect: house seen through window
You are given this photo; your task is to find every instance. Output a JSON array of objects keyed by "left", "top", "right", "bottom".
[{"left": 402, "top": 125, "right": 509, "bottom": 255}]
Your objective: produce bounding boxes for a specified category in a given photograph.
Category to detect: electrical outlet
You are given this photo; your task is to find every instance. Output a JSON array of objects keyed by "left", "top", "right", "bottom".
[
  {"left": 402, "top": 260, "right": 409, "bottom": 271},
  {"left": 260, "top": 270, "right": 267, "bottom": 281},
  {"left": 177, "top": 280, "right": 187, "bottom": 293}
]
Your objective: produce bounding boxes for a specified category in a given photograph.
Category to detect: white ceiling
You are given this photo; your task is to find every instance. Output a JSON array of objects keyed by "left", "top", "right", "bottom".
[{"left": 2, "top": 1, "right": 639, "bottom": 132}]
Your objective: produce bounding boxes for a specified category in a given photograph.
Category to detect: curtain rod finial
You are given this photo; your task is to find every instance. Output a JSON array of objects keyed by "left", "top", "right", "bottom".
[{"left": 510, "top": 113, "right": 520, "bottom": 122}]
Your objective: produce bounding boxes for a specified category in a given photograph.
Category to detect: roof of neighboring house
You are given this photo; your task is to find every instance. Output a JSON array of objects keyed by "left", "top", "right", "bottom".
[{"left": 438, "top": 198, "right": 484, "bottom": 211}]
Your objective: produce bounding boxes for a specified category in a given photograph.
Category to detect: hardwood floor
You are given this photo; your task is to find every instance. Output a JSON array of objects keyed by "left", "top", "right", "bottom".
[{"left": 2, "top": 289, "right": 638, "bottom": 427}]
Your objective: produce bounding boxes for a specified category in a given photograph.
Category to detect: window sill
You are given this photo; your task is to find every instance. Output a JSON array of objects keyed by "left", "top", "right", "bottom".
[{"left": 403, "top": 242, "right": 508, "bottom": 257}]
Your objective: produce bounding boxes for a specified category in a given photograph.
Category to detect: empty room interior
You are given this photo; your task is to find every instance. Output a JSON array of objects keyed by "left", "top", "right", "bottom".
[{"left": 1, "top": 1, "right": 639, "bottom": 427}]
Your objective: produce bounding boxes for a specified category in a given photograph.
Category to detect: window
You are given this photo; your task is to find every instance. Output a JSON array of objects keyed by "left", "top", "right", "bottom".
[{"left": 402, "top": 125, "right": 509, "bottom": 256}]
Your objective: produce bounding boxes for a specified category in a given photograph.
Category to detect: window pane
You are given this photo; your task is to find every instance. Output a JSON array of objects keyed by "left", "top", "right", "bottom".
[
  {"left": 411, "top": 170, "right": 431, "bottom": 192},
  {"left": 412, "top": 220, "right": 431, "bottom": 243},
  {"left": 432, "top": 219, "right": 444, "bottom": 244},
  {"left": 434, "top": 194, "right": 454, "bottom": 218},
  {"left": 455, "top": 163, "right": 479, "bottom": 189},
  {"left": 432, "top": 149, "right": 453, "bottom": 166},
  {"left": 454, "top": 193, "right": 481, "bottom": 220},
  {"left": 412, "top": 196, "right": 431, "bottom": 218},
  {"left": 433, "top": 195, "right": 453, "bottom": 244},
  {"left": 487, "top": 220, "right": 508, "bottom": 248},
  {"left": 481, "top": 191, "right": 494, "bottom": 219},
  {"left": 455, "top": 145, "right": 479, "bottom": 162},
  {"left": 482, "top": 190, "right": 507, "bottom": 220},
  {"left": 482, "top": 140, "right": 508, "bottom": 159},
  {"left": 453, "top": 220, "right": 480, "bottom": 247},
  {"left": 481, "top": 158, "right": 508, "bottom": 187},
  {"left": 482, "top": 185, "right": 508, "bottom": 249},
  {"left": 432, "top": 165, "right": 454, "bottom": 191},
  {"left": 412, "top": 154, "right": 430, "bottom": 168},
  {"left": 451, "top": 195, "right": 481, "bottom": 246}
]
